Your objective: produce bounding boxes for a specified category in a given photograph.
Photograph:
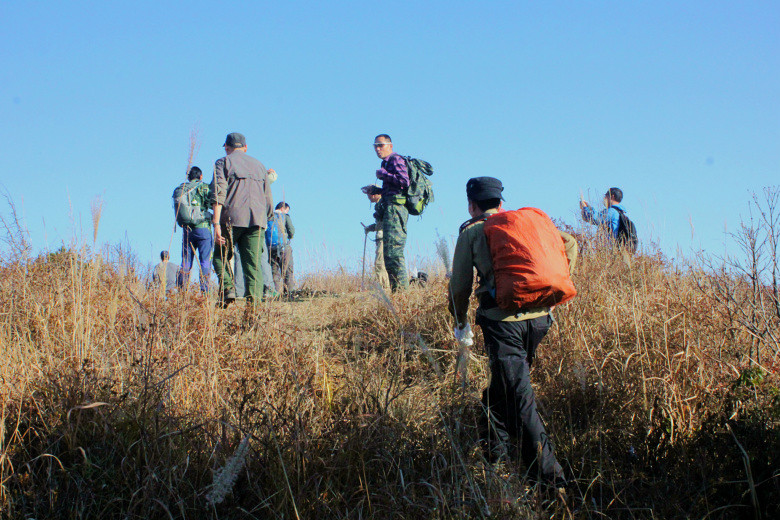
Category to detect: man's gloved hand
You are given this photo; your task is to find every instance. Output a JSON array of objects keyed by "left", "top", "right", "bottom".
[
  {"left": 453, "top": 324, "right": 474, "bottom": 347},
  {"left": 364, "top": 223, "right": 376, "bottom": 234}
]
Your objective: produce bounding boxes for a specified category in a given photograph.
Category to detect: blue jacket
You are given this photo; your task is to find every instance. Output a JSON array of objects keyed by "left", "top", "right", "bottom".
[{"left": 582, "top": 204, "right": 626, "bottom": 239}]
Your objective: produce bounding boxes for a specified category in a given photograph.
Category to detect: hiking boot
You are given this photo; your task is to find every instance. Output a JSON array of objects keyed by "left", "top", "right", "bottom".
[
  {"left": 217, "top": 290, "right": 236, "bottom": 309},
  {"left": 216, "top": 298, "right": 235, "bottom": 309}
]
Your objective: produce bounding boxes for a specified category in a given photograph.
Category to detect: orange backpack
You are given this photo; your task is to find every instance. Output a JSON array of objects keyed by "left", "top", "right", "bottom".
[{"left": 483, "top": 208, "right": 576, "bottom": 312}]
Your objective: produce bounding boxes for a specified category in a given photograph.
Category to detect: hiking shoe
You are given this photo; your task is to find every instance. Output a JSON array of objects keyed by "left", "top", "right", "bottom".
[
  {"left": 216, "top": 298, "right": 234, "bottom": 309},
  {"left": 217, "top": 290, "right": 236, "bottom": 309}
]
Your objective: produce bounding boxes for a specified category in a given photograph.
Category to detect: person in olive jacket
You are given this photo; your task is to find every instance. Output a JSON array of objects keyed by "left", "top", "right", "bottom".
[{"left": 448, "top": 177, "right": 577, "bottom": 492}]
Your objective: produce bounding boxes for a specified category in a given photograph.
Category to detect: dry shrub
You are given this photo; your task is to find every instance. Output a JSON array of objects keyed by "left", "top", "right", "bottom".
[{"left": 1, "top": 203, "right": 779, "bottom": 519}]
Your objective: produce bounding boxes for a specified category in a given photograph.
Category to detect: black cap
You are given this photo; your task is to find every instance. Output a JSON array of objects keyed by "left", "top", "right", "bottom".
[
  {"left": 466, "top": 177, "right": 504, "bottom": 201},
  {"left": 224, "top": 132, "right": 246, "bottom": 147}
]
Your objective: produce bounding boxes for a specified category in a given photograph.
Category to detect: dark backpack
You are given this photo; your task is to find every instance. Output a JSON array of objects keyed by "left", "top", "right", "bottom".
[
  {"left": 172, "top": 181, "right": 207, "bottom": 227},
  {"left": 402, "top": 157, "right": 434, "bottom": 216},
  {"left": 613, "top": 207, "right": 638, "bottom": 253}
]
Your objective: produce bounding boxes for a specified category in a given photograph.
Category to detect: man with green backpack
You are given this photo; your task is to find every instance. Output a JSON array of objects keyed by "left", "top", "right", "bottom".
[
  {"left": 172, "top": 166, "right": 213, "bottom": 293},
  {"left": 372, "top": 134, "right": 434, "bottom": 291}
]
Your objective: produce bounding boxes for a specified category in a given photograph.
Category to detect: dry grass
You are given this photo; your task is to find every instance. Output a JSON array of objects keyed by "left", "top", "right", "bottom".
[{"left": 0, "top": 211, "right": 779, "bottom": 519}]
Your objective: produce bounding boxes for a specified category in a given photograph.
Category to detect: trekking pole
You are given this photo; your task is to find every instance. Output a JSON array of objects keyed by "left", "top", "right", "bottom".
[{"left": 360, "top": 222, "right": 368, "bottom": 290}]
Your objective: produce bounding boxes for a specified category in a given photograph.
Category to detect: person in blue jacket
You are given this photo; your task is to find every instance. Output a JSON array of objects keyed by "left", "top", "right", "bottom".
[{"left": 580, "top": 187, "right": 627, "bottom": 241}]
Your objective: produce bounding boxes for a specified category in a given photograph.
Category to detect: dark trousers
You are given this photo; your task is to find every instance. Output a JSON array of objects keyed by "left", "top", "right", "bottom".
[
  {"left": 270, "top": 245, "right": 294, "bottom": 294},
  {"left": 476, "top": 314, "right": 565, "bottom": 486},
  {"left": 178, "top": 227, "right": 213, "bottom": 292}
]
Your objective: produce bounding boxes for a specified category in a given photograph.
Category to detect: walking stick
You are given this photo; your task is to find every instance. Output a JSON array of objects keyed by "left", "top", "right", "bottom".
[{"left": 360, "top": 222, "right": 368, "bottom": 289}]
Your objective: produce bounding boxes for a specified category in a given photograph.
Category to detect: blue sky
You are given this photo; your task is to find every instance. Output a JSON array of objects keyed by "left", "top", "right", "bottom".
[{"left": 1, "top": 1, "right": 778, "bottom": 274}]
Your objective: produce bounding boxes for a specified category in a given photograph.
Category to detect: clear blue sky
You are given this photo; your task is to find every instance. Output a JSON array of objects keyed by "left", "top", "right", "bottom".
[{"left": 2, "top": 1, "right": 778, "bottom": 274}]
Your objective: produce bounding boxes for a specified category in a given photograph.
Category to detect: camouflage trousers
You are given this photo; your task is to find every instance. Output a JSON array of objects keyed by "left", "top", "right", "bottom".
[{"left": 381, "top": 199, "right": 409, "bottom": 291}]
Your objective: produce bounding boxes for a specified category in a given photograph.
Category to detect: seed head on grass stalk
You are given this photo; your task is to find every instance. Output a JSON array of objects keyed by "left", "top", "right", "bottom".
[
  {"left": 185, "top": 125, "right": 201, "bottom": 176},
  {"left": 168, "top": 125, "right": 202, "bottom": 255},
  {"left": 410, "top": 332, "right": 442, "bottom": 378},
  {"left": 435, "top": 231, "right": 452, "bottom": 276},
  {"left": 91, "top": 195, "right": 103, "bottom": 245},
  {"left": 205, "top": 435, "right": 250, "bottom": 506},
  {"left": 370, "top": 281, "right": 400, "bottom": 322}
]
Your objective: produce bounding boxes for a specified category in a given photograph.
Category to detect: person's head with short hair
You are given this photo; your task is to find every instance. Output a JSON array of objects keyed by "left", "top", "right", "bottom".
[
  {"left": 275, "top": 202, "right": 290, "bottom": 213},
  {"left": 373, "top": 134, "right": 393, "bottom": 159},
  {"left": 604, "top": 187, "right": 623, "bottom": 206},
  {"left": 223, "top": 132, "right": 247, "bottom": 155},
  {"left": 160, "top": 250, "right": 169, "bottom": 261},
  {"left": 466, "top": 177, "right": 504, "bottom": 217},
  {"left": 188, "top": 166, "right": 202, "bottom": 181}
]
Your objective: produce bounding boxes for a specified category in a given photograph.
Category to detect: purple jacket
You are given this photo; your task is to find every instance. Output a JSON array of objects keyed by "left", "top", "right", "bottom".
[{"left": 376, "top": 153, "right": 409, "bottom": 198}]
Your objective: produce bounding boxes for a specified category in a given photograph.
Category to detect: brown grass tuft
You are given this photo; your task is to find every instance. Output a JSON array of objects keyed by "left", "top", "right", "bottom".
[{"left": 1, "top": 196, "right": 779, "bottom": 518}]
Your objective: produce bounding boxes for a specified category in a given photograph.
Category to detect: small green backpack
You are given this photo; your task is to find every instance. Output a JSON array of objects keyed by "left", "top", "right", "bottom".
[
  {"left": 172, "top": 181, "right": 207, "bottom": 227},
  {"left": 403, "top": 157, "right": 434, "bottom": 216}
]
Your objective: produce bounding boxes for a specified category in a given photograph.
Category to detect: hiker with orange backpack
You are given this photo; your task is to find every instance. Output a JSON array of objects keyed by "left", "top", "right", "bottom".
[{"left": 448, "top": 177, "right": 578, "bottom": 491}]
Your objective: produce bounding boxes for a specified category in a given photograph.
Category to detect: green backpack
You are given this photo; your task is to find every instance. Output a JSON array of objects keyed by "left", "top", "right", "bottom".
[
  {"left": 403, "top": 157, "right": 434, "bottom": 216},
  {"left": 172, "top": 181, "right": 207, "bottom": 227}
]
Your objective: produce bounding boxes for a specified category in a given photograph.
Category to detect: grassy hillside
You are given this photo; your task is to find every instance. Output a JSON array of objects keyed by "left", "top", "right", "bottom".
[{"left": 1, "top": 220, "right": 779, "bottom": 518}]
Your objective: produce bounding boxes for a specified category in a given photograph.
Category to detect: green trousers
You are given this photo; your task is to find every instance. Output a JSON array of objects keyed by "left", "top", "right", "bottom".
[
  {"left": 382, "top": 200, "right": 409, "bottom": 291},
  {"left": 213, "top": 224, "right": 264, "bottom": 304}
]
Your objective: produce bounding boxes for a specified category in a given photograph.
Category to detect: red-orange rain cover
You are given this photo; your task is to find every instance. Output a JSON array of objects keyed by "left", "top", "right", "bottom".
[{"left": 484, "top": 208, "right": 577, "bottom": 312}]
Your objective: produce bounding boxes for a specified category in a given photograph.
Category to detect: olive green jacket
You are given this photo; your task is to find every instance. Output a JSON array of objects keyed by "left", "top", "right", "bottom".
[{"left": 448, "top": 208, "right": 578, "bottom": 325}]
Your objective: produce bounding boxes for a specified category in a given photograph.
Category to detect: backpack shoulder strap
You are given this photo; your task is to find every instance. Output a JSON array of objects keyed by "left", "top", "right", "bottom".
[
  {"left": 459, "top": 214, "right": 489, "bottom": 234},
  {"left": 177, "top": 181, "right": 199, "bottom": 196}
]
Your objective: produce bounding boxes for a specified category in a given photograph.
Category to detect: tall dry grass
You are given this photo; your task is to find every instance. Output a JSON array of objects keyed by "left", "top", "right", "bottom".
[{"left": 0, "top": 197, "right": 778, "bottom": 519}]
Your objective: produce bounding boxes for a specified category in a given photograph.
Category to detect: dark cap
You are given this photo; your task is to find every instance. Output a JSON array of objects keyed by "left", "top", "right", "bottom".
[
  {"left": 224, "top": 132, "right": 246, "bottom": 147},
  {"left": 466, "top": 177, "right": 504, "bottom": 201}
]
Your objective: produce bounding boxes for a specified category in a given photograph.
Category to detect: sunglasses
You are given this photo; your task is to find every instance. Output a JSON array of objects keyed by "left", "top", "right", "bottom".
[{"left": 373, "top": 143, "right": 389, "bottom": 148}]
